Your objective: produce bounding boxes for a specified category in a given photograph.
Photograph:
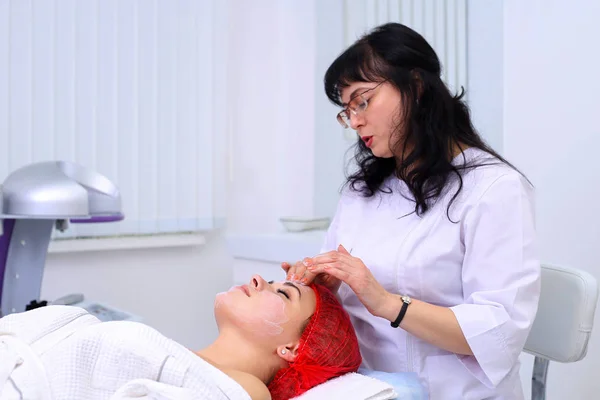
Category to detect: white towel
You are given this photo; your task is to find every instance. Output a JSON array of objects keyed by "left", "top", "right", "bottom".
[
  {"left": 0, "top": 306, "right": 251, "bottom": 400},
  {"left": 291, "top": 372, "right": 398, "bottom": 400},
  {"left": 110, "top": 379, "right": 196, "bottom": 400}
]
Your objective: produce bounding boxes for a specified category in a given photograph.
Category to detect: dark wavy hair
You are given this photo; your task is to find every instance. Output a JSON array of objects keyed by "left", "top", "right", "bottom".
[{"left": 324, "top": 23, "right": 521, "bottom": 219}]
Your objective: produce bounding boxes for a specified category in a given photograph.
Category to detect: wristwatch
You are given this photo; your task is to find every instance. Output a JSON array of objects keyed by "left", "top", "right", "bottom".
[{"left": 391, "top": 294, "right": 412, "bottom": 328}]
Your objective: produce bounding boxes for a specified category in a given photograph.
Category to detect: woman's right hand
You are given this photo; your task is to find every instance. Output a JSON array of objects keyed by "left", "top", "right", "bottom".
[{"left": 281, "top": 260, "right": 342, "bottom": 294}]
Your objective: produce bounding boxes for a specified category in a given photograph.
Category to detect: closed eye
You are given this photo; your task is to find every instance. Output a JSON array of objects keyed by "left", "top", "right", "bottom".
[{"left": 267, "top": 280, "right": 292, "bottom": 300}]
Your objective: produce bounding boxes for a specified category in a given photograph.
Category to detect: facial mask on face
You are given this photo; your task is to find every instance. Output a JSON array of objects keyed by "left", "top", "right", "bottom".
[{"left": 215, "top": 285, "right": 290, "bottom": 336}]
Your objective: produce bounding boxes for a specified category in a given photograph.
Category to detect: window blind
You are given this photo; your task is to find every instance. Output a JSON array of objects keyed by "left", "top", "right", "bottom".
[{"left": 0, "top": 0, "right": 228, "bottom": 238}]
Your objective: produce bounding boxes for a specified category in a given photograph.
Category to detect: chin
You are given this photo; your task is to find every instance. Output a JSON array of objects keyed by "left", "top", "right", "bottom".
[
  {"left": 213, "top": 292, "right": 234, "bottom": 319},
  {"left": 213, "top": 308, "right": 225, "bottom": 331},
  {"left": 213, "top": 303, "right": 238, "bottom": 332},
  {"left": 371, "top": 148, "right": 394, "bottom": 158}
]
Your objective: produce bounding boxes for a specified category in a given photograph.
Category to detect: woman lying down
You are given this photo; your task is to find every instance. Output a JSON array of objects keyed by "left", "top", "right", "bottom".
[{"left": 0, "top": 275, "right": 362, "bottom": 400}]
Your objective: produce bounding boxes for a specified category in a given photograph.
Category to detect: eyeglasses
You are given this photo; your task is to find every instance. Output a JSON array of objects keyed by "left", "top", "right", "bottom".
[{"left": 336, "top": 81, "right": 386, "bottom": 129}]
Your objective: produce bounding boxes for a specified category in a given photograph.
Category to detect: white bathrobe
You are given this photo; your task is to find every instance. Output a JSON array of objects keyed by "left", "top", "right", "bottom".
[{"left": 0, "top": 305, "right": 251, "bottom": 400}]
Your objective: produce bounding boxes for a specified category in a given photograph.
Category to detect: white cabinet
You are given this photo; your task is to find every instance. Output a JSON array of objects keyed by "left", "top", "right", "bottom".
[{"left": 226, "top": 231, "right": 326, "bottom": 286}]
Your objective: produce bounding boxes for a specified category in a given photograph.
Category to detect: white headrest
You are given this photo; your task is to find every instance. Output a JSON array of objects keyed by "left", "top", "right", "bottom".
[{"left": 524, "top": 264, "right": 599, "bottom": 362}]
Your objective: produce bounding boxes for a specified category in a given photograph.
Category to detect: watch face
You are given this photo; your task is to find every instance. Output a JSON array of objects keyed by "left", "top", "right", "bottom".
[{"left": 402, "top": 295, "right": 411, "bottom": 304}]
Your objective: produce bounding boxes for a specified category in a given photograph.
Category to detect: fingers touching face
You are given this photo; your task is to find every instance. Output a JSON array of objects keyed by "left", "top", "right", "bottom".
[{"left": 284, "top": 260, "right": 318, "bottom": 285}]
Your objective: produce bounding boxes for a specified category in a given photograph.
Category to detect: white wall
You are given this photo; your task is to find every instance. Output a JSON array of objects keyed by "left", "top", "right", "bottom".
[
  {"left": 466, "top": 0, "right": 504, "bottom": 153},
  {"left": 313, "top": 0, "right": 351, "bottom": 219},
  {"left": 503, "top": 1, "right": 600, "bottom": 398},
  {"left": 40, "top": 232, "right": 233, "bottom": 350},
  {"left": 225, "top": 0, "right": 317, "bottom": 233}
]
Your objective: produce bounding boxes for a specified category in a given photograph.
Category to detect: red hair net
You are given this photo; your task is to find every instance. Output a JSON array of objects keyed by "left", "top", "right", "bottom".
[{"left": 267, "top": 283, "right": 362, "bottom": 400}]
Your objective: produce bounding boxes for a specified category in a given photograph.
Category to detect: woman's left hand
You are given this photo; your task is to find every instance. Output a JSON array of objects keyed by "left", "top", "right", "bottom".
[{"left": 306, "top": 244, "right": 390, "bottom": 317}]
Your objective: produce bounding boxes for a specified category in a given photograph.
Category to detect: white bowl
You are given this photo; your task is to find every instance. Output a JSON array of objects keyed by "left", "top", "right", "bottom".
[{"left": 279, "top": 217, "right": 331, "bottom": 232}]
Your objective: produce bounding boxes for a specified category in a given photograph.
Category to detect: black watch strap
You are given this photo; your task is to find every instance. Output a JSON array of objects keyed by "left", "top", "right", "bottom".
[{"left": 391, "top": 296, "right": 411, "bottom": 328}]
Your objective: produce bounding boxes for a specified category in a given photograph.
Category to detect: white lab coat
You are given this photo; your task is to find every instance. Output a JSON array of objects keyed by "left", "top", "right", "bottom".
[{"left": 322, "top": 148, "right": 540, "bottom": 400}]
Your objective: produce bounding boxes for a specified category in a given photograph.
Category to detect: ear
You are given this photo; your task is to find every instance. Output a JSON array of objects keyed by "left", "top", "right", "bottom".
[{"left": 276, "top": 341, "right": 301, "bottom": 363}]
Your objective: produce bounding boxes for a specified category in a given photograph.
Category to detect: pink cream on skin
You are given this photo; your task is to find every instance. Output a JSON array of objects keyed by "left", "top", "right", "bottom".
[{"left": 215, "top": 285, "right": 289, "bottom": 336}]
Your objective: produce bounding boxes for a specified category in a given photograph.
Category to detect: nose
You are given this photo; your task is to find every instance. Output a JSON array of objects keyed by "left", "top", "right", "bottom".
[
  {"left": 348, "top": 112, "right": 365, "bottom": 130},
  {"left": 250, "top": 274, "right": 267, "bottom": 292}
]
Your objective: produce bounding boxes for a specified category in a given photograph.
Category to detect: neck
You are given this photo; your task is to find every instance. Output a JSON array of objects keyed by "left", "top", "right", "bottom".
[
  {"left": 452, "top": 143, "right": 469, "bottom": 158},
  {"left": 195, "top": 329, "right": 281, "bottom": 384},
  {"left": 395, "top": 142, "right": 468, "bottom": 166}
]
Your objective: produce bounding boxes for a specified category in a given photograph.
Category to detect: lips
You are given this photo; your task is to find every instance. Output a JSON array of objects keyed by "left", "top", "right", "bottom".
[
  {"left": 240, "top": 285, "right": 251, "bottom": 297},
  {"left": 361, "top": 136, "right": 373, "bottom": 148}
]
